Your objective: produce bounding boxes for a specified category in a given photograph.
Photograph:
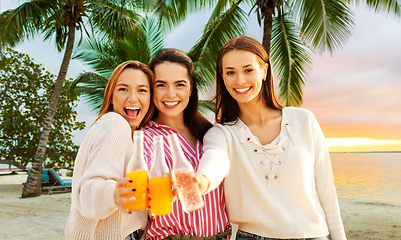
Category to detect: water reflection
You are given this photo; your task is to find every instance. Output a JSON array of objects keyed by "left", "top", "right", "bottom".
[{"left": 330, "top": 152, "right": 401, "bottom": 203}]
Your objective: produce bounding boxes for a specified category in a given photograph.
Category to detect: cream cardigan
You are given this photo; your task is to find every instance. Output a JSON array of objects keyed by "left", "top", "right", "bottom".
[
  {"left": 197, "top": 107, "right": 346, "bottom": 240},
  {"left": 65, "top": 112, "right": 147, "bottom": 240}
]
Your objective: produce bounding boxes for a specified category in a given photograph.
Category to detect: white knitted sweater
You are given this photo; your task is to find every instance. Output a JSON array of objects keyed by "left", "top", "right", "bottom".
[
  {"left": 65, "top": 112, "right": 147, "bottom": 240},
  {"left": 197, "top": 107, "right": 346, "bottom": 240}
]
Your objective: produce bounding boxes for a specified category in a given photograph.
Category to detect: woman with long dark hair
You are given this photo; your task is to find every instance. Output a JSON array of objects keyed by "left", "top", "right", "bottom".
[
  {"left": 142, "top": 48, "right": 230, "bottom": 240},
  {"left": 197, "top": 36, "right": 346, "bottom": 240}
]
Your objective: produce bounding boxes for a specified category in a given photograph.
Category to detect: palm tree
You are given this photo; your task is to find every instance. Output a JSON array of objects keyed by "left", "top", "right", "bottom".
[
  {"left": 0, "top": 0, "right": 149, "bottom": 198},
  {"left": 155, "top": 0, "right": 400, "bottom": 106},
  {"left": 72, "top": 2, "right": 248, "bottom": 114}
]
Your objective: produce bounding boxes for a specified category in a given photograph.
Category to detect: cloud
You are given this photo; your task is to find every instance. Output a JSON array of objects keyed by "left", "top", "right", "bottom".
[{"left": 301, "top": 7, "right": 401, "bottom": 128}]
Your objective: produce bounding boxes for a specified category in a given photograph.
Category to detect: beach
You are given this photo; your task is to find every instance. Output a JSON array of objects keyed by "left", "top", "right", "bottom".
[{"left": 1, "top": 173, "right": 400, "bottom": 240}]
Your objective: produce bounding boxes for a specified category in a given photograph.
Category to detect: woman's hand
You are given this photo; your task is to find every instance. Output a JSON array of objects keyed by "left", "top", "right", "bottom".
[
  {"left": 114, "top": 178, "right": 136, "bottom": 213},
  {"left": 170, "top": 173, "right": 179, "bottom": 203},
  {"left": 196, "top": 174, "right": 210, "bottom": 195}
]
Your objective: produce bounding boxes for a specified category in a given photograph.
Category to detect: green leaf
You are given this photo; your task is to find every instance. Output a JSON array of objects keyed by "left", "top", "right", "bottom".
[
  {"left": 271, "top": 13, "right": 312, "bottom": 106},
  {"left": 188, "top": 0, "right": 248, "bottom": 92},
  {"left": 346, "top": 0, "right": 401, "bottom": 17},
  {"left": 72, "top": 71, "right": 108, "bottom": 112},
  {"left": 293, "top": 0, "right": 355, "bottom": 53}
]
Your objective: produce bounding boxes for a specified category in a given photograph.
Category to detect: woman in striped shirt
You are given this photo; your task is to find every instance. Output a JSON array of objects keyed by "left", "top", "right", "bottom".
[{"left": 141, "top": 48, "right": 230, "bottom": 240}]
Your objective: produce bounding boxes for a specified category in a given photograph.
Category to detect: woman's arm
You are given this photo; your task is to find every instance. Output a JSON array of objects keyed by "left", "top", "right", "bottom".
[
  {"left": 75, "top": 113, "right": 133, "bottom": 219},
  {"left": 310, "top": 113, "right": 346, "bottom": 240},
  {"left": 197, "top": 124, "right": 231, "bottom": 194}
]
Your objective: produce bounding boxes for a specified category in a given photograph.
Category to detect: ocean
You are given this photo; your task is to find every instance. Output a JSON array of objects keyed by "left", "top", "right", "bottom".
[{"left": 330, "top": 152, "right": 401, "bottom": 203}]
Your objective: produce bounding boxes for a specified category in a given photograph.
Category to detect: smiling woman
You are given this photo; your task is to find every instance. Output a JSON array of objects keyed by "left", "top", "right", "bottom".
[{"left": 326, "top": 138, "right": 401, "bottom": 152}]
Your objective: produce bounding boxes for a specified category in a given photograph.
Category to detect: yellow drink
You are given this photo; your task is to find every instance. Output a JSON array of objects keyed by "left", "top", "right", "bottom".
[
  {"left": 125, "top": 170, "right": 148, "bottom": 211},
  {"left": 149, "top": 176, "right": 172, "bottom": 216}
]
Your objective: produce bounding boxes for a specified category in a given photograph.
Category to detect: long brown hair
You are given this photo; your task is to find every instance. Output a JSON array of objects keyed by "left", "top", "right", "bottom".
[
  {"left": 97, "top": 60, "right": 155, "bottom": 128},
  {"left": 215, "top": 36, "right": 283, "bottom": 124},
  {"left": 148, "top": 48, "right": 213, "bottom": 142}
]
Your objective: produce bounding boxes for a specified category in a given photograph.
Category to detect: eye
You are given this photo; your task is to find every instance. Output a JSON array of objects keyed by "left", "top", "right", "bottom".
[
  {"left": 177, "top": 83, "right": 186, "bottom": 87},
  {"left": 118, "top": 87, "right": 128, "bottom": 92},
  {"left": 245, "top": 68, "right": 254, "bottom": 73},
  {"left": 156, "top": 83, "right": 166, "bottom": 88},
  {"left": 226, "top": 71, "right": 235, "bottom": 75},
  {"left": 138, "top": 88, "right": 148, "bottom": 93}
]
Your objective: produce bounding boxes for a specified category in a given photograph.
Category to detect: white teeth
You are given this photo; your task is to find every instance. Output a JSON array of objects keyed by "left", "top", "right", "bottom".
[
  {"left": 235, "top": 87, "right": 251, "bottom": 93},
  {"left": 125, "top": 106, "right": 139, "bottom": 110},
  {"left": 164, "top": 101, "right": 179, "bottom": 106}
]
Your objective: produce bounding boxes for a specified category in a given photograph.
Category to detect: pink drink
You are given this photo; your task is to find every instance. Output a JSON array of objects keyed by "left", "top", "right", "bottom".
[{"left": 173, "top": 168, "right": 204, "bottom": 213}]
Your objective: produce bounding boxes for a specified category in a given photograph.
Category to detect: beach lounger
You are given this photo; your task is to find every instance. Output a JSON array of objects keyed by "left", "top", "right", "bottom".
[
  {"left": 42, "top": 168, "right": 72, "bottom": 194},
  {"left": 26, "top": 168, "right": 72, "bottom": 194},
  {"left": 26, "top": 169, "right": 50, "bottom": 185}
]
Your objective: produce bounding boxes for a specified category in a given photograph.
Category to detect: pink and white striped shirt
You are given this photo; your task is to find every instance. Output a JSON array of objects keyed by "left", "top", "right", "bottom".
[{"left": 142, "top": 121, "right": 229, "bottom": 240}]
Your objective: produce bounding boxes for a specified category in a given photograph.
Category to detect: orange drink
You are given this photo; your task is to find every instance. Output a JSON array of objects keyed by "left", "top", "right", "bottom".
[
  {"left": 149, "top": 176, "right": 172, "bottom": 216},
  {"left": 125, "top": 170, "right": 148, "bottom": 211}
]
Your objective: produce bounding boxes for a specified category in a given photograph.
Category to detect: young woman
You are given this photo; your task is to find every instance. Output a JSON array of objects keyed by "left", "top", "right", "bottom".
[
  {"left": 142, "top": 48, "right": 230, "bottom": 240},
  {"left": 65, "top": 60, "right": 154, "bottom": 240},
  {"left": 197, "top": 36, "right": 347, "bottom": 240}
]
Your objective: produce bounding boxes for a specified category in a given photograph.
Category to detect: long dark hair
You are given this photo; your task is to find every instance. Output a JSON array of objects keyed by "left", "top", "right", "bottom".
[
  {"left": 148, "top": 48, "right": 213, "bottom": 142},
  {"left": 97, "top": 60, "right": 154, "bottom": 128},
  {"left": 215, "top": 36, "right": 283, "bottom": 124}
]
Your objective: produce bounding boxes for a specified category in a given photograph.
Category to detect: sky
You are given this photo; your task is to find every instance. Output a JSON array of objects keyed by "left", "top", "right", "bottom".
[{"left": 1, "top": 1, "right": 400, "bottom": 152}]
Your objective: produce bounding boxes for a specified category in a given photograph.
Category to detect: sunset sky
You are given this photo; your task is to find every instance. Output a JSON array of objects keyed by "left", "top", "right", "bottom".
[{"left": 1, "top": 1, "right": 400, "bottom": 152}]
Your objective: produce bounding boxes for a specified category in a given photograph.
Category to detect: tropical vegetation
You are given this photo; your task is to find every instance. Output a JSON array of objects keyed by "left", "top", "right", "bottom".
[
  {"left": 0, "top": 0, "right": 151, "bottom": 197},
  {"left": 0, "top": 48, "right": 85, "bottom": 171}
]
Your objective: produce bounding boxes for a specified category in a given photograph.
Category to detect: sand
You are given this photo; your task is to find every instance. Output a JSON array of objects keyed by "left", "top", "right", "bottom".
[{"left": 1, "top": 173, "right": 400, "bottom": 240}]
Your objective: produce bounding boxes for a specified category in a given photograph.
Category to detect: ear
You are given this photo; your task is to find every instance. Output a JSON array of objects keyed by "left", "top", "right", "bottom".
[{"left": 263, "top": 63, "right": 268, "bottom": 79}]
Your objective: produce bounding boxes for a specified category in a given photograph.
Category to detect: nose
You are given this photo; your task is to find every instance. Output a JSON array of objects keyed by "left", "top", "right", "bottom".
[
  {"left": 235, "top": 73, "right": 246, "bottom": 85},
  {"left": 128, "top": 91, "right": 138, "bottom": 102},
  {"left": 167, "top": 86, "right": 176, "bottom": 98}
]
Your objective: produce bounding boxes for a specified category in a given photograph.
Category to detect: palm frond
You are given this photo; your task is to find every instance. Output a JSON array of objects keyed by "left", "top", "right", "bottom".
[
  {"left": 0, "top": 1, "right": 53, "bottom": 48},
  {"left": 144, "top": 14, "right": 165, "bottom": 58},
  {"left": 198, "top": 100, "right": 216, "bottom": 115},
  {"left": 72, "top": 14, "right": 166, "bottom": 110},
  {"left": 71, "top": 72, "right": 108, "bottom": 112},
  {"left": 293, "top": 0, "right": 355, "bottom": 54},
  {"left": 188, "top": 0, "right": 248, "bottom": 92},
  {"left": 271, "top": 13, "right": 312, "bottom": 106},
  {"left": 89, "top": 0, "right": 142, "bottom": 40},
  {"left": 346, "top": 0, "right": 401, "bottom": 17},
  {"left": 73, "top": 36, "right": 120, "bottom": 78},
  {"left": 153, "top": 0, "right": 218, "bottom": 31}
]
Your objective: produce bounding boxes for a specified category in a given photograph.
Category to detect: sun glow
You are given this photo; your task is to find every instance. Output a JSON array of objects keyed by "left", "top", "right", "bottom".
[{"left": 326, "top": 138, "right": 401, "bottom": 152}]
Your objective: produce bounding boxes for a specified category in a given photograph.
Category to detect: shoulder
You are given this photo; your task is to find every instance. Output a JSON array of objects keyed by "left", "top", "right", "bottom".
[
  {"left": 284, "top": 107, "right": 314, "bottom": 117},
  {"left": 204, "top": 122, "right": 240, "bottom": 140},
  {"left": 283, "top": 107, "right": 316, "bottom": 123},
  {"left": 93, "top": 112, "right": 130, "bottom": 129},
  {"left": 88, "top": 112, "right": 131, "bottom": 139}
]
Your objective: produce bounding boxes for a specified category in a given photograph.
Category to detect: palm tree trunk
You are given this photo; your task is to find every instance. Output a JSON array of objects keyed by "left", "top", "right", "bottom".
[
  {"left": 262, "top": 2, "right": 275, "bottom": 56},
  {"left": 22, "top": 22, "right": 76, "bottom": 198}
]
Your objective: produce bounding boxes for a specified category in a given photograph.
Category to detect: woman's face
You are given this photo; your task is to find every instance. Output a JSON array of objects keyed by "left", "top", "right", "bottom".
[
  {"left": 153, "top": 61, "right": 191, "bottom": 121},
  {"left": 221, "top": 49, "right": 267, "bottom": 105},
  {"left": 112, "top": 68, "right": 151, "bottom": 130}
]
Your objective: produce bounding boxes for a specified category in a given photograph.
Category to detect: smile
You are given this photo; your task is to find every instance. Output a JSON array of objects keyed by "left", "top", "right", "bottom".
[
  {"left": 234, "top": 87, "right": 251, "bottom": 93},
  {"left": 124, "top": 106, "right": 140, "bottom": 119},
  {"left": 163, "top": 101, "right": 180, "bottom": 107}
]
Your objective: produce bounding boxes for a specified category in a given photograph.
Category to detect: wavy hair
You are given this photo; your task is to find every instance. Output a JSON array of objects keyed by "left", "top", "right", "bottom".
[{"left": 97, "top": 60, "right": 155, "bottom": 128}]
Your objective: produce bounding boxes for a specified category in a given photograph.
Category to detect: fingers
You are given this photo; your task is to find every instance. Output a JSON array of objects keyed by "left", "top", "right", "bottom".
[
  {"left": 171, "top": 188, "right": 178, "bottom": 203},
  {"left": 195, "top": 174, "right": 210, "bottom": 195},
  {"left": 114, "top": 178, "right": 136, "bottom": 214}
]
